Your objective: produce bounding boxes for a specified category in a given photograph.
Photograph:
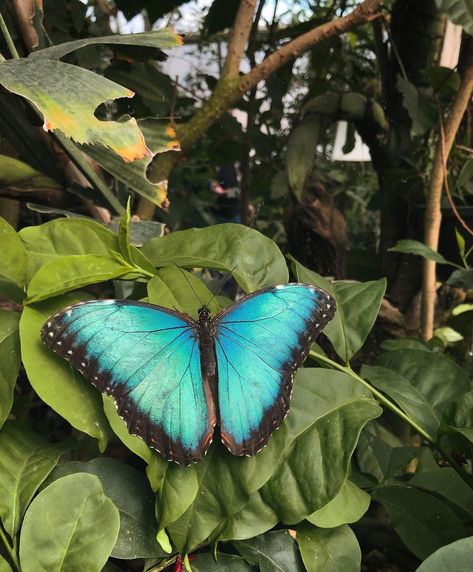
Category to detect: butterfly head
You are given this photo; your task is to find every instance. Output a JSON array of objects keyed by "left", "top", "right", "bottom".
[{"left": 198, "top": 305, "right": 211, "bottom": 320}]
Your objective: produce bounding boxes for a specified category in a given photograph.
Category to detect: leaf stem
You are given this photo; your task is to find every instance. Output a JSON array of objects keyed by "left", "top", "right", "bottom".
[
  {"left": 0, "top": 524, "right": 21, "bottom": 572},
  {"left": 309, "top": 351, "right": 435, "bottom": 442},
  {"left": 0, "top": 11, "right": 20, "bottom": 59}
]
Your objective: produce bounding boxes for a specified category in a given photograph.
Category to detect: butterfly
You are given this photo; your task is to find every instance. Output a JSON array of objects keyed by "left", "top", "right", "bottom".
[{"left": 41, "top": 283, "right": 335, "bottom": 465}]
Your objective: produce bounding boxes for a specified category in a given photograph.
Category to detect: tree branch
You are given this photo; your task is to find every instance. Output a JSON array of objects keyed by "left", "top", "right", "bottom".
[
  {"left": 222, "top": 0, "right": 257, "bottom": 78},
  {"left": 137, "top": 0, "right": 384, "bottom": 219},
  {"left": 421, "top": 41, "right": 473, "bottom": 340}
]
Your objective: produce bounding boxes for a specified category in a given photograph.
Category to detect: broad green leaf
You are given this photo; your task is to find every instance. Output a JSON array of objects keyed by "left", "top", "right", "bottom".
[
  {"left": 356, "top": 423, "right": 419, "bottom": 483},
  {"left": 397, "top": 77, "right": 436, "bottom": 136},
  {"left": 0, "top": 217, "right": 27, "bottom": 288},
  {"left": 447, "top": 268, "right": 473, "bottom": 288},
  {"left": 441, "top": 390, "right": 473, "bottom": 443},
  {"left": 389, "top": 239, "right": 452, "bottom": 264},
  {"left": 0, "top": 59, "right": 150, "bottom": 162},
  {"left": 191, "top": 553, "right": 255, "bottom": 571},
  {"left": 0, "top": 421, "right": 66, "bottom": 537},
  {"left": 434, "top": 0, "right": 473, "bottom": 35},
  {"left": 84, "top": 118, "right": 180, "bottom": 207},
  {"left": 290, "top": 257, "right": 386, "bottom": 361},
  {"left": 143, "top": 224, "right": 289, "bottom": 292},
  {"left": 102, "top": 395, "right": 153, "bottom": 463},
  {"left": 19, "top": 474, "right": 119, "bottom": 572},
  {"left": 380, "top": 338, "right": 432, "bottom": 352},
  {"left": 170, "top": 369, "right": 381, "bottom": 552},
  {"left": 20, "top": 297, "right": 111, "bottom": 448},
  {"left": 30, "top": 28, "right": 182, "bottom": 60},
  {"left": 286, "top": 116, "right": 322, "bottom": 200},
  {"left": 307, "top": 480, "right": 370, "bottom": 528},
  {"left": 410, "top": 468, "right": 473, "bottom": 523},
  {"left": 148, "top": 266, "right": 220, "bottom": 319},
  {"left": 155, "top": 462, "right": 199, "bottom": 533},
  {"left": 296, "top": 523, "right": 361, "bottom": 572},
  {"left": 234, "top": 530, "right": 304, "bottom": 572},
  {"left": 0, "top": 556, "right": 11, "bottom": 572},
  {"left": 417, "top": 537, "right": 473, "bottom": 571},
  {"left": 374, "top": 349, "right": 471, "bottom": 437},
  {"left": 25, "top": 254, "right": 131, "bottom": 303},
  {"left": 19, "top": 217, "right": 155, "bottom": 281},
  {"left": 457, "top": 159, "right": 473, "bottom": 189},
  {"left": 372, "top": 485, "right": 467, "bottom": 560},
  {"left": 0, "top": 155, "right": 60, "bottom": 189},
  {"left": 0, "top": 311, "right": 20, "bottom": 428},
  {"left": 45, "top": 458, "right": 164, "bottom": 559}
]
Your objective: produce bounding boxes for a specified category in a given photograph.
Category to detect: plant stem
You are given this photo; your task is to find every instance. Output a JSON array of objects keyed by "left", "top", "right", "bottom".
[
  {"left": 0, "top": 525, "right": 20, "bottom": 572},
  {"left": 309, "top": 351, "right": 434, "bottom": 442},
  {"left": 0, "top": 11, "right": 20, "bottom": 59}
]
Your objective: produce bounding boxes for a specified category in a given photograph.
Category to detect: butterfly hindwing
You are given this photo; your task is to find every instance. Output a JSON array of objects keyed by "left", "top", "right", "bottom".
[
  {"left": 214, "top": 284, "right": 335, "bottom": 456},
  {"left": 41, "top": 300, "right": 216, "bottom": 465}
]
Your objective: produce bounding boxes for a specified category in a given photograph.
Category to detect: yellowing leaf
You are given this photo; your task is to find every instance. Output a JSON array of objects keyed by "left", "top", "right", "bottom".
[{"left": 0, "top": 59, "right": 151, "bottom": 163}]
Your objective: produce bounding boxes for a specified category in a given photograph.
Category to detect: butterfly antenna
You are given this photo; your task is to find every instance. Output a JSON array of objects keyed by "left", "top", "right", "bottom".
[
  {"left": 174, "top": 264, "right": 204, "bottom": 307},
  {"left": 206, "top": 265, "right": 237, "bottom": 308}
]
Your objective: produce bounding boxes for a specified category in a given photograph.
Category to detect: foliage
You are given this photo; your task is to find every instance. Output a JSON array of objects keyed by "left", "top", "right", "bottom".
[{"left": 0, "top": 211, "right": 472, "bottom": 571}]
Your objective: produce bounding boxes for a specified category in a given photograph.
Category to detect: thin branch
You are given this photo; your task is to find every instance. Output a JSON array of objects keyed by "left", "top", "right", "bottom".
[
  {"left": 421, "top": 53, "right": 473, "bottom": 340},
  {"left": 222, "top": 0, "right": 258, "bottom": 78}
]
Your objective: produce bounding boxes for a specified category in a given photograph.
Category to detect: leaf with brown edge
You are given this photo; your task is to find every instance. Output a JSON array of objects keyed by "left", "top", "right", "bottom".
[
  {"left": 83, "top": 118, "right": 180, "bottom": 207},
  {"left": 0, "top": 59, "right": 151, "bottom": 163}
]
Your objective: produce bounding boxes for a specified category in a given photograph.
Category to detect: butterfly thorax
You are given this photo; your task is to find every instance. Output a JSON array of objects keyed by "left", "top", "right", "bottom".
[{"left": 197, "top": 306, "right": 218, "bottom": 408}]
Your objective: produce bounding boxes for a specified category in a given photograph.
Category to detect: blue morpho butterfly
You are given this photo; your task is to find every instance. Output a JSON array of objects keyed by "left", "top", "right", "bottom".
[{"left": 41, "top": 282, "right": 335, "bottom": 465}]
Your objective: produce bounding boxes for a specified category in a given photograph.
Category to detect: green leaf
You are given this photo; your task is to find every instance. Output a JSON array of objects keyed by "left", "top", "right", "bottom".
[
  {"left": 0, "top": 556, "right": 12, "bottom": 572},
  {"left": 372, "top": 349, "right": 471, "bottom": 437},
  {"left": 380, "top": 338, "right": 432, "bottom": 352},
  {"left": 389, "top": 240, "right": 452, "bottom": 264},
  {"left": 234, "top": 530, "right": 304, "bottom": 571},
  {"left": 102, "top": 395, "right": 153, "bottom": 463},
  {"left": 307, "top": 480, "right": 370, "bottom": 528},
  {"left": 45, "top": 458, "right": 165, "bottom": 559},
  {"left": 356, "top": 422, "right": 419, "bottom": 483},
  {"left": 155, "top": 463, "right": 199, "bottom": 534},
  {"left": 20, "top": 297, "right": 111, "bottom": 448},
  {"left": 416, "top": 537, "right": 473, "bottom": 571},
  {"left": 19, "top": 217, "right": 154, "bottom": 282},
  {"left": 455, "top": 228, "right": 466, "bottom": 259},
  {"left": 19, "top": 473, "right": 120, "bottom": 572},
  {"left": 0, "top": 421, "right": 67, "bottom": 537},
  {"left": 372, "top": 485, "right": 467, "bottom": 560},
  {"left": 410, "top": 468, "right": 473, "bottom": 523},
  {"left": 83, "top": 118, "right": 180, "bottom": 207},
  {"left": 148, "top": 266, "right": 219, "bottom": 319},
  {"left": 447, "top": 268, "right": 473, "bottom": 288},
  {"left": 30, "top": 28, "right": 182, "bottom": 60},
  {"left": 434, "top": 0, "right": 473, "bottom": 35},
  {"left": 397, "top": 77, "right": 437, "bottom": 136},
  {"left": 173, "top": 369, "right": 380, "bottom": 552},
  {"left": 0, "top": 59, "right": 150, "bottom": 162},
  {"left": 0, "top": 217, "right": 27, "bottom": 288},
  {"left": 290, "top": 257, "right": 386, "bottom": 361},
  {"left": 191, "top": 553, "right": 255, "bottom": 571},
  {"left": 0, "top": 311, "right": 20, "bottom": 428},
  {"left": 441, "top": 390, "right": 473, "bottom": 443},
  {"left": 0, "top": 155, "right": 60, "bottom": 190},
  {"left": 457, "top": 159, "right": 473, "bottom": 189},
  {"left": 25, "top": 254, "right": 131, "bottom": 303},
  {"left": 142, "top": 224, "right": 289, "bottom": 292},
  {"left": 296, "top": 523, "right": 361, "bottom": 572},
  {"left": 118, "top": 198, "right": 133, "bottom": 263},
  {"left": 286, "top": 116, "right": 322, "bottom": 200}
]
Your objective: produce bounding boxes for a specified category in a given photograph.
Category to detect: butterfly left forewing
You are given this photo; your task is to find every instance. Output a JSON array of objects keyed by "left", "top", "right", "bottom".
[
  {"left": 42, "top": 300, "right": 216, "bottom": 465},
  {"left": 213, "top": 284, "right": 335, "bottom": 457}
]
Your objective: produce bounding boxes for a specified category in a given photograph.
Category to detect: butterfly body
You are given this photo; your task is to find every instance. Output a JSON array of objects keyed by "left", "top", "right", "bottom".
[{"left": 41, "top": 284, "right": 335, "bottom": 465}]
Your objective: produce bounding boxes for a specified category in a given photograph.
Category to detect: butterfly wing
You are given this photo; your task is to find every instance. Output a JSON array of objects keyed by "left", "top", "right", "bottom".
[
  {"left": 214, "top": 283, "right": 335, "bottom": 456},
  {"left": 41, "top": 300, "right": 216, "bottom": 465}
]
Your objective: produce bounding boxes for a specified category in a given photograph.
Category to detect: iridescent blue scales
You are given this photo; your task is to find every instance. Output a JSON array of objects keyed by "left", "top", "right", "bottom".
[{"left": 41, "top": 284, "right": 335, "bottom": 465}]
